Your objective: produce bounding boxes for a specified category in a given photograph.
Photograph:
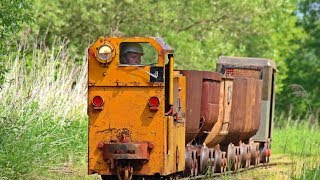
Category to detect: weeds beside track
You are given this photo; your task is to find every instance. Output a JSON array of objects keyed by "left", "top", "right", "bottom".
[{"left": 0, "top": 35, "right": 88, "bottom": 179}]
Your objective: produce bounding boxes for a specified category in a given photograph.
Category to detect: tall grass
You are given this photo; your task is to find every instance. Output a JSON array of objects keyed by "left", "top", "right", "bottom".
[
  {"left": 0, "top": 32, "right": 88, "bottom": 179},
  {"left": 222, "top": 115, "right": 320, "bottom": 179},
  {"left": 273, "top": 115, "right": 320, "bottom": 179}
]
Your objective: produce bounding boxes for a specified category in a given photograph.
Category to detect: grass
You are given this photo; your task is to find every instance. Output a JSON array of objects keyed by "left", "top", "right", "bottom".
[
  {"left": 0, "top": 34, "right": 88, "bottom": 179},
  {"left": 273, "top": 117, "right": 320, "bottom": 179},
  {"left": 225, "top": 116, "right": 320, "bottom": 180}
]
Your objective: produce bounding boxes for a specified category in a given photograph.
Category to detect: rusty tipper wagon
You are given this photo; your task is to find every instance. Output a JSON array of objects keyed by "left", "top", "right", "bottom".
[{"left": 87, "top": 37, "right": 276, "bottom": 179}]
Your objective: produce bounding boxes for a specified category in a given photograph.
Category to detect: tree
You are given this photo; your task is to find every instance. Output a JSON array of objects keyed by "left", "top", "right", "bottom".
[
  {"left": 0, "top": 0, "right": 32, "bottom": 50},
  {"left": 277, "top": 0, "right": 320, "bottom": 120},
  {"left": 0, "top": 0, "right": 32, "bottom": 88},
  {"left": 31, "top": 0, "right": 302, "bottom": 94}
]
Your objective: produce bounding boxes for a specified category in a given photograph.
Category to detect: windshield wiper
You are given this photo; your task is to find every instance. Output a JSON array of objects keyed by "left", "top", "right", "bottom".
[{"left": 136, "top": 66, "right": 158, "bottom": 79}]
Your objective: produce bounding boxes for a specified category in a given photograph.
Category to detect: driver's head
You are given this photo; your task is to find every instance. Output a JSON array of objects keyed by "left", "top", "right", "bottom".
[{"left": 120, "top": 42, "right": 143, "bottom": 65}]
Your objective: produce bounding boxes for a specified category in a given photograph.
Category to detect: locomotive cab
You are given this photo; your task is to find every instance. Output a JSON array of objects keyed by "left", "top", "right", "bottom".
[{"left": 87, "top": 37, "right": 186, "bottom": 178}]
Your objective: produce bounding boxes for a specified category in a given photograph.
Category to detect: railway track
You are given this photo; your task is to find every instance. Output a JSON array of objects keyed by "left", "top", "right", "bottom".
[{"left": 181, "top": 161, "right": 295, "bottom": 179}]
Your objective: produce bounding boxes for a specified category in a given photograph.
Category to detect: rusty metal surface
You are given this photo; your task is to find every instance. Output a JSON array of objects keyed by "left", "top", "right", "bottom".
[
  {"left": 99, "top": 142, "right": 151, "bottom": 160},
  {"left": 217, "top": 56, "right": 277, "bottom": 70},
  {"left": 204, "top": 78, "right": 233, "bottom": 147},
  {"left": 197, "top": 80, "right": 220, "bottom": 137},
  {"left": 225, "top": 68, "right": 261, "bottom": 79},
  {"left": 180, "top": 70, "right": 203, "bottom": 143},
  {"left": 222, "top": 78, "right": 262, "bottom": 144},
  {"left": 179, "top": 70, "right": 222, "bottom": 143},
  {"left": 202, "top": 71, "right": 222, "bottom": 81},
  {"left": 155, "top": 37, "right": 174, "bottom": 54},
  {"left": 203, "top": 78, "right": 228, "bottom": 147},
  {"left": 217, "top": 56, "right": 276, "bottom": 144}
]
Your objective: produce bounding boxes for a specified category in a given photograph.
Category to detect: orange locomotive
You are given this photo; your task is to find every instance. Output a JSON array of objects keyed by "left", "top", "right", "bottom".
[{"left": 87, "top": 37, "right": 276, "bottom": 179}]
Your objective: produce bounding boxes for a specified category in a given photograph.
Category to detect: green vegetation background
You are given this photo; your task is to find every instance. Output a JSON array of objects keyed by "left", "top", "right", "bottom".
[{"left": 0, "top": 0, "right": 319, "bottom": 179}]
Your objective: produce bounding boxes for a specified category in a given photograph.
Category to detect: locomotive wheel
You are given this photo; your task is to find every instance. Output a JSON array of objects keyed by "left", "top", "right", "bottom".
[
  {"left": 117, "top": 164, "right": 122, "bottom": 180},
  {"left": 185, "top": 148, "right": 193, "bottom": 176},
  {"left": 116, "top": 164, "right": 133, "bottom": 180},
  {"left": 124, "top": 165, "right": 133, "bottom": 180},
  {"left": 192, "top": 150, "right": 198, "bottom": 176}
]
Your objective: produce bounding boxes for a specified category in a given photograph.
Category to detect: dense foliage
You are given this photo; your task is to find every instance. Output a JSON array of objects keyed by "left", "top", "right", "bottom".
[
  {"left": 0, "top": 0, "right": 32, "bottom": 49},
  {"left": 30, "top": 0, "right": 303, "bottom": 93},
  {"left": 0, "top": 0, "right": 32, "bottom": 88},
  {"left": 29, "top": 0, "right": 319, "bottom": 118},
  {"left": 278, "top": 0, "right": 320, "bottom": 119}
]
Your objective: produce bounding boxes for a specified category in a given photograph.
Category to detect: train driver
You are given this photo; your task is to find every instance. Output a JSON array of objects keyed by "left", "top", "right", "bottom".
[{"left": 120, "top": 42, "right": 144, "bottom": 65}]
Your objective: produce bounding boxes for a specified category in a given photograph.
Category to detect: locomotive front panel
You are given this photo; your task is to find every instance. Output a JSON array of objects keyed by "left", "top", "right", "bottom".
[
  {"left": 88, "top": 86, "right": 165, "bottom": 175},
  {"left": 87, "top": 37, "right": 185, "bottom": 177}
]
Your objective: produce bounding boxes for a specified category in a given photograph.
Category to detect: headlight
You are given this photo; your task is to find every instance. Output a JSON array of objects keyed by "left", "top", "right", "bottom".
[{"left": 96, "top": 44, "right": 114, "bottom": 63}]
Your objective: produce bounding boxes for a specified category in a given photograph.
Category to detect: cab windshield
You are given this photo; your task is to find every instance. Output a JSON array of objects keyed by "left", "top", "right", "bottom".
[{"left": 119, "top": 42, "right": 158, "bottom": 66}]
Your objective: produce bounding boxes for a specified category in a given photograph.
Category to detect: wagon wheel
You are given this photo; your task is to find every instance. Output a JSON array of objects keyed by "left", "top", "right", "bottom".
[
  {"left": 208, "top": 148, "right": 215, "bottom": 173},
  {"left": 227, "top": 143, "right": 238, "bottom": 171},
  {"left": 214, "top": 148, "right": 227, "bottom": 173},
  {"left": 247, "top": 144, "right": 251, "bottom": 168},
  {"left": 235, "top": 146, "right": 241, "bottom": 170},
  {"left": 250, "top": 141, "right": 260, "bottom": 166},
  {"left": 200, "top": 147, "right": 209, "bottom": 174},
  {"left": 221, "top": 151, "right": 227, "bottom": 172}
]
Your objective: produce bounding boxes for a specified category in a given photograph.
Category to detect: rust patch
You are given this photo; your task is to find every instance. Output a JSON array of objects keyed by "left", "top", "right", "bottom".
[
  {"left": 180, "top": 70, "right": 222, "bottom": 143},
  {"left": 116, "top": 128, "right": 132, "bottom": 143},
  {"left": 99, "top": 142, "right": 151, "bottom": 161},
  {"left": 222, "top": 78, "right": 262, "bottom": 144},
  {"left": 96, "top": 128, "right": 116, "bottom": 134}
]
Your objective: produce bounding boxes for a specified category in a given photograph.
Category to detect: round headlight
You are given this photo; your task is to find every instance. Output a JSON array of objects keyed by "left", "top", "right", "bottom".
[{"left": 96, "top": 45, "right": 114, "bottom": 63}]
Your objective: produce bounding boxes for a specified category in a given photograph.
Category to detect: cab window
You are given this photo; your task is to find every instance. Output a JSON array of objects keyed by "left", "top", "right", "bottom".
[{"left": 119, "top": 42, "right": 158, "bottom": 66}]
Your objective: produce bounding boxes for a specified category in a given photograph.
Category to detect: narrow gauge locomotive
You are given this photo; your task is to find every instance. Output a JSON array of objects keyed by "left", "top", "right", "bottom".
[{"left": 87, "top": 37, "right": 276, "bottom": 179}]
